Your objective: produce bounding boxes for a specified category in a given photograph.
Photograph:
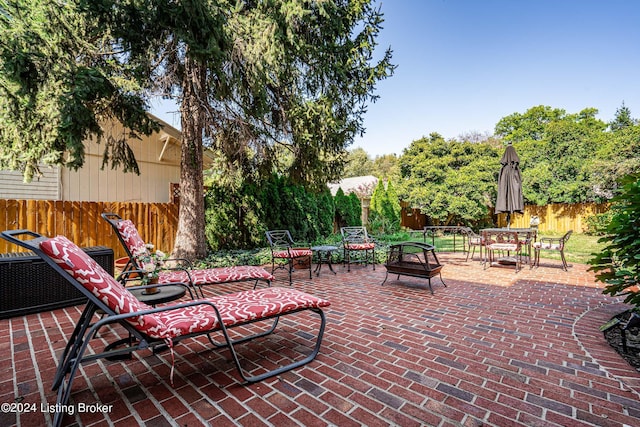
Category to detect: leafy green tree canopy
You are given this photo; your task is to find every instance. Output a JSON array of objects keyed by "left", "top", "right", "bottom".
[
  {"left": 343, "top": 147, "right": 374, "bottom": 178},
  {"left": 494, "top": 105, "right": 567, "bottom": 143},
  {"left": 497, "top": 106, "right": 609, "bottom": 204},
  {"left": 372, "top": 153, "right": 399, "bottom": 180},
  {"left": 590, "top": 122, "right": 640, "bottom": 199},
  {"left": 0, "top": 0, "right": 158, "bottom": 180},
  {"left": 397, "top": 133, "right": 500, "bottom": 225},
  {"left": 343, "top": 147, "right": 399, "bottom": 180},
  {"left": 609, "top": 101, "right": 637, "bottom": 132}
]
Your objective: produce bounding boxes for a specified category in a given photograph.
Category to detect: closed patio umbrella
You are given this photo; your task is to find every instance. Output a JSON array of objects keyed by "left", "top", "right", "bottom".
[{"left": 495, "top": 143, "right": 524, "bottom": 227}]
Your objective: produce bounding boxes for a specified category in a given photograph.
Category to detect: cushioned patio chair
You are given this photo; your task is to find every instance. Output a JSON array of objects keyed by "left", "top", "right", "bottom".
[
  {"left": 341, "top": 226, "right": 376, "bottom": 272},
  {"left": 533, "top": 230, "right": 573, "bottom": 271},
  {"left": 483, "top": 229, "right": 522, "bottom": 272},
  {"left": 1, "top": 229, "right": 330, "bottom": 427},
  {"left": 102, "top": 213, "right": 273, "bottom": 296},
  {"left": 463, "top": 228, "right": 486, "bottom": 263},
  {"left": 265, "top": 230, "right": 313, "bottom": 285}
]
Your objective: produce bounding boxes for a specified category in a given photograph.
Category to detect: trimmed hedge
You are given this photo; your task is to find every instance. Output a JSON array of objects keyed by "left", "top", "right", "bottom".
[{"left": 205, "top": 174, "right": 335, "bottom": 250}]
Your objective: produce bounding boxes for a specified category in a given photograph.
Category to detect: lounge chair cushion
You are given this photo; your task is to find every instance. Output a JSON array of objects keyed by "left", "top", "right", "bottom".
[
  {"left": 115, "top": 219, "right": 148, "bottom": 256},
  {"left": 468, "top": 236, "right": 484, "bottom": 245},
  {"left": 159, "top": 266, "right": 274, "bottom": 285},
  {"left": 148, "top": 286, "right": 329, "bottom": 339},
  {"left": 158, "top": 286, "right": 330, "bottom": 333},
  {"left": 533, "top": 241, "right": 562, "bottom": 250},
  {"left": 40, "top": 236, "right": 328, "bottom": 340}
]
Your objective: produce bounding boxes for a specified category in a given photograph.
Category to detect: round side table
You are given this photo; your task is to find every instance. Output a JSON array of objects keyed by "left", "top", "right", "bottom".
[
  {"left": 311, "top": 245, "right": 338, "bottom": 276},
  {"left": 130, "top": 285, "right": 187, "bottom": 306}
]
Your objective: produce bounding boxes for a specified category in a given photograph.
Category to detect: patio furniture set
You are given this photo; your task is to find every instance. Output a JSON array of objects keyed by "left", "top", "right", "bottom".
[
  {"left": 411, "top": 225, "right": 572, "bottom": 272},
  {"left": 265, "top": 226, "right": 377, "bottom": 284},
  {"left": 465, "top": 227, "right": 573, "bottom": 273},
  {"left": 0, "top": 213, "right": 571, "bottom": 426},
  {"left": 0, "top": 218, "right": 438, "bottom": 426},
  {"left": 265, "top": 227, "right": 447, "bottom": 295}
]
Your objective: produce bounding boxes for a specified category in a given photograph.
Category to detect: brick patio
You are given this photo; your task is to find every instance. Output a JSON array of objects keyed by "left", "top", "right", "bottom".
[{"left": 2, "top": 252, "right": 640, "bottom": 426}]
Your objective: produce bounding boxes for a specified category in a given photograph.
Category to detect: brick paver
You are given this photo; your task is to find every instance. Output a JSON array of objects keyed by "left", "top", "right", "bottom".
[{"left": 1, "top": 252, "right": 640, "bottom": 426}]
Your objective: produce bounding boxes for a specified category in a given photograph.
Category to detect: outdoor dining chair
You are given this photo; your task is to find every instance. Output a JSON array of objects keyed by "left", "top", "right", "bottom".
[
  {"left": 483, "top": 229, "right": 522, "bottom": 272},
  {"left": 102, "top": 213, "right": 273, "bottom": 296},
  {"left": 341, "top": 226, "right": 376, "bottom": 272},
  {"left": 464, "top": 228, "right": 486, "bottom": 263},
  {"left": 265, "top": 229, "right": 313, "bottom": 285},
  {"left": 533, "top": 230, "right": 573, "bottom": 271},
  {"left": 0, "top": 229, "right": 330, "bottom": 427}
]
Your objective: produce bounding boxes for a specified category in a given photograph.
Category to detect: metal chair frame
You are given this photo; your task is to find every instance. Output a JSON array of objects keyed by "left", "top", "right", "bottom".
[
  {"left": 534, "top": 230, "right": 573, "bottom": 271},
  {"left": 265, "top": 230, "right": 312, "bottom": 285},
  {"left": 340, "top": 226, "right": 376, "bottom": 272}
]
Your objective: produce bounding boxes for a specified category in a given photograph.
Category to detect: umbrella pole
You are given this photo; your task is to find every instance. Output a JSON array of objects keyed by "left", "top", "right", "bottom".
[{"left": 506, "top": 213, "right": 511, "bottom": 229}]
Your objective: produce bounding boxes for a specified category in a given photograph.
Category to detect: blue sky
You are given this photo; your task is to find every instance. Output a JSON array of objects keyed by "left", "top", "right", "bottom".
[{"left": 152, "top": 0, "right": 640, "bottom": 157}]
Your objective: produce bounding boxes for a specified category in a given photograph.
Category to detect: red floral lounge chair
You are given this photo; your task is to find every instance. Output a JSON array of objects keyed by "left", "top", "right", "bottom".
[
  {"left": 1, "top": 229, "right": 330, "bottom": 427},
  {"left": 102, "top": 213, "right": 273, "bottom": 296}
]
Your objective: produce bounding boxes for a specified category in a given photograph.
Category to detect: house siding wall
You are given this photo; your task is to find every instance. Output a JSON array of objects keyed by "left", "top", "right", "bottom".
[
  {"left": 60, "top": 132, "right": 182, "bottom": 203},
  {"left": 1, "top": 116, "right": 183, "bottom": 203},
  {"left": 61, "top": 119, "right": 182, "bottom": 203},
  {"left": 0, "top": 167, "right": 59, "bottom": 200}
]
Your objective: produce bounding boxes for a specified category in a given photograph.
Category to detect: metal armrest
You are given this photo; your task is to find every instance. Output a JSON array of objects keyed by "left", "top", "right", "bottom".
[
  {"left": 292, "top": 242, "right": 311, "bottom": 248},
  {"left": 540, "top": 237, "right": 562, "bottom": 245},
  {"left": 164, "top": 257, "right": 193, "bottom": 269}
]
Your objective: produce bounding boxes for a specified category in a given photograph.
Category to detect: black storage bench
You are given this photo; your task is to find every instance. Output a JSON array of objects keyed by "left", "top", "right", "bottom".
[
  {"left": 0, "top": 246, "right": 114, "bottom": 319},
  {"left": 382, "top": 242, "right": 446, "bottom": 294}
]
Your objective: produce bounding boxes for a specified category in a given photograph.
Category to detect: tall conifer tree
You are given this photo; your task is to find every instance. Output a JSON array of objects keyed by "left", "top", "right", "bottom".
[{"left": 0, "top": 0, "right": 394, "bottom": 259}]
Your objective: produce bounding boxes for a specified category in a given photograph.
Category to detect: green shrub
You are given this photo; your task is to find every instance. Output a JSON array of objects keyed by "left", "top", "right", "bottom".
[
  {"left": 348, "top": 193, "right": 363, "bottom": 226},
  {"left": 197, "top": 248, "right": 272, "bottom": 268},
  {"left": 368, "top": 179, "right": 400, "bottom": 234},
  {"left": 205, "top": 174, "right": 335, "bottom": 250},
  {"left": 334, "top": 188, "right": 361, "bottom": 227},
  {"left": 584, "top": 210, "right": 613, "bottom": 236},
  {"left": 590, "top": 173, "right": 640, "bottom": 307},
  {"left": 204, "top": 181, "right": 264, "bottom": 251}
]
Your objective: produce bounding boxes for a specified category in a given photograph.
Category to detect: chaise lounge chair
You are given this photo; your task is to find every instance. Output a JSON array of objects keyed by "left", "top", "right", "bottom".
[
  {"left": 1, "top": 229, "right": 330, "bottom": 427},
  {"left": 102, "top": 213, "right": 273, "bottom": 296}
]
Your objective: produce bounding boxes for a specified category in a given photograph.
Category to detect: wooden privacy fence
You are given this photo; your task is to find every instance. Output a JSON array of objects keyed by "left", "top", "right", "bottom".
[
  {"left": 0, "top": 200, "right": 178, "bottom": 259},
  {"left": 1, "top": 199, "right": 610, "bottom": 258},
  {"left": 401, "top": 201, "right": 609, "bottom": 234},
  {"left": 496, "top": 202, "right": 609, "bottom": 233}
]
